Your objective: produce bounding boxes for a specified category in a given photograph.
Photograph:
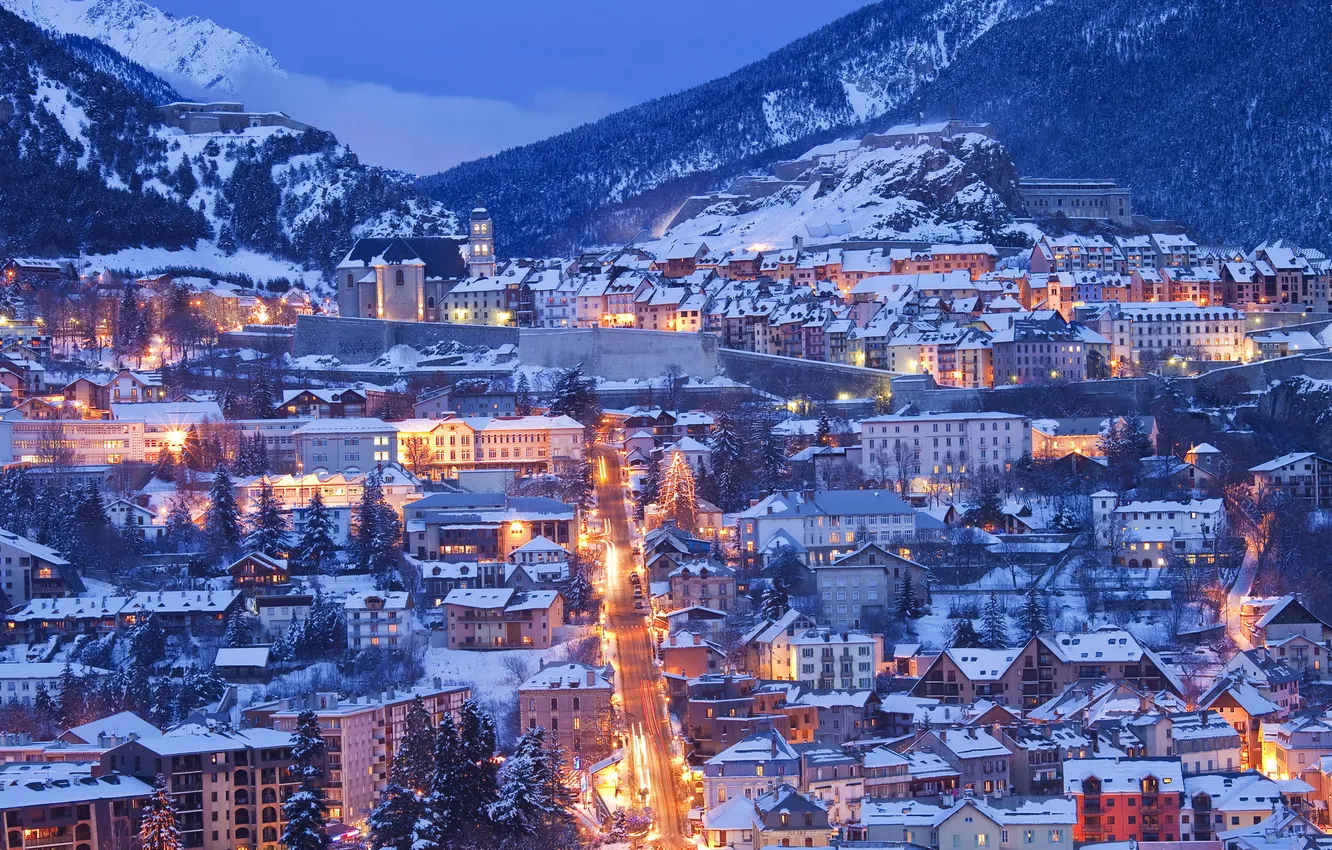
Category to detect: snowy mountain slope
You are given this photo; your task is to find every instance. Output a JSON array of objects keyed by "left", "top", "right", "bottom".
[
  {"left": 0, "top": 0, "right": 280, "bottom": 94},
  {"left": 654, "top": 134, "right": 1023, "bottom": 253},
  {"left": 423, "top": 0, "right": 1332, "bottom": 256},
  {"left": 419, "top": 0, "right": 1046, "bottom": 254},
  {"left": 0, "top": 7, "right": 459, "bottom": 280}
]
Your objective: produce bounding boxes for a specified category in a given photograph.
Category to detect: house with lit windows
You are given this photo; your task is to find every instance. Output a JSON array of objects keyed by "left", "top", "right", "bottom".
[
  {"left": 735, "top": 489, "right": 928, "bottom": 570},
  {"left": 441, "top": 587, "right": 562, "bottom": 649},
  {"left": 518, "top": 662, "right": 614, "bottom": 761},
  {"left": 403, "top": 492, "right": 577, "bottom": 561},
  {"left": 344, "top": 591, "right": 412, "bottom": 650}
]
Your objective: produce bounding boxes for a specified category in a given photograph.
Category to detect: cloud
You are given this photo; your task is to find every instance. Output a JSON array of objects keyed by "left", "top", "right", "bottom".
[{"left": 218, "top": 69, "right": 623, "bottom": 175}]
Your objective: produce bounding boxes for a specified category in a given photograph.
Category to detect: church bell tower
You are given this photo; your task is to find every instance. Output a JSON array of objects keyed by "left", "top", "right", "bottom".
[{"left": 468, "top": 203, "right": 496, "bottom": 278}]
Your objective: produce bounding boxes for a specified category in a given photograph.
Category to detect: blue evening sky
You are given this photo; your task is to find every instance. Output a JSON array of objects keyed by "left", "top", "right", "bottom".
[{"left": 152, "top": 0, "right": 871, "bottom": 172}]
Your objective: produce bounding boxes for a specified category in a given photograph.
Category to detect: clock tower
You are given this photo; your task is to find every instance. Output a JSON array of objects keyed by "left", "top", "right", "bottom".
[{"left": 468, "top": 204, "right": 496, "bottom": 278}]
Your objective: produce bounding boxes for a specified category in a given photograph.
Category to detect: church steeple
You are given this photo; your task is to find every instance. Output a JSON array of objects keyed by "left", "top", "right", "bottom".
[{"left": 468, "top": 201, "right": 496, "bottom": 278}]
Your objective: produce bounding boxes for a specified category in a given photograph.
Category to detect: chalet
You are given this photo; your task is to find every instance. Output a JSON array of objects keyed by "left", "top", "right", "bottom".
[
  {"left": 227, "top": 552, "right": 291, "bottom": 592},
  {"left": 345, "top": 591, "right": 414, "bottom": 650},
  {"left": 117, "top": 590, "right": 242, "bottom": 636},
  {"left": 277, "top": 387, "right": 377, "bottom": 419}
]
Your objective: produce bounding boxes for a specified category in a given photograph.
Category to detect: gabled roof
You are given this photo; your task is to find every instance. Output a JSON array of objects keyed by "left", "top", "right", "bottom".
[{"left": 338, "top": 237, "right": 468, "bottom": 280}]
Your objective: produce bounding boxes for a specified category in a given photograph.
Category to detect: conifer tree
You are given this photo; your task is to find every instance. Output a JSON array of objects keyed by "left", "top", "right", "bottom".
[
  {"left": 709, "top": 412, "right": 746, "bottom": 511},
  {"left": 222, "top": 609, "right": 251, "bottom": 648},
  {"left": 367, "top": 782, "right": 418, "bottom": 850},
  {"left": 204, "top": 463, "right": 242, "bottom": 562},
  {"left": 659, "top": 450, "right": 698, "bottom": 532},
  {"left": 164, "top": 497, "right": 200, "bottom": 553},
  {"left": 816, "top": 411, "right": 833, "bottom": 447},
  {"left": 563, "top": 556, "right": 596, "bottom": 623},
  {"left": 980, "top": 593, "right": 1009, "bottom": 649},
  {"left": 895, "top": 572, "right": 921, "bottom": 620},
  {"left": 33, "top": 682, "right": 58, "bottom": 726},
  {"left": 759, "top": 581, "right": 789, "bottom": 622},
  {"left": 635, "top": 455, "right": 661, "bottom": 521},
  {"left": 515, "top": 373, "right": 533, "bottom": 416},
  {"left": 349, "top": 470, "right": 401, "bottom": 585},
  {"left": 755, "top": 419, "right": 790, "bottom": 492},
  {"left": 294, "top": 491, "right": 338, "bottom": 571},
  {"left": 282, "top": 710, "right": 329, "bottom": 850},
  {"left": 488, "top": 728, "right": 549, "bottom": 839},
  {"left": 244, "top": 480, "right": 290, "bottom": 557},
  {"left": 1016, "top": 586, "right": 1051, "bottom": 640},
  {"left": 390, "top": 697, "right": 435, "bottom": 794},
  {"left": 70, "top": 483, "right": 113, "bottom": 571},
  {"left": 139, "top": 775, "right": 182, "bottom": 850},
  {"left": 947, "top": 618, "right": 983, "bottom": 649},
  {"left": 457, "top": 700, "right": 499, "bottom": 827},
  {"left": 424, "top": 713, "right": 465, "bottom": 842}
]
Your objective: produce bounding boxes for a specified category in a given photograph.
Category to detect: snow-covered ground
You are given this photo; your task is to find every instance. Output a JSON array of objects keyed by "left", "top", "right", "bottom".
[{"left": 84, "top": 241, "right": 322, "bottom": 288}]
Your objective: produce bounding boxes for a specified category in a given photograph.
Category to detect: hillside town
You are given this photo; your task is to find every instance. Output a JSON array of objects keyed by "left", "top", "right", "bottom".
[{"left": 5, "top": 167, "right": 1332, "bottom": 850}]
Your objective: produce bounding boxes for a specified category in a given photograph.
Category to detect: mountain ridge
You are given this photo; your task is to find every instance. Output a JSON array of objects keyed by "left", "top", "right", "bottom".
[{"left": 0, "top": 0, "right": 281, "bottom": 94}]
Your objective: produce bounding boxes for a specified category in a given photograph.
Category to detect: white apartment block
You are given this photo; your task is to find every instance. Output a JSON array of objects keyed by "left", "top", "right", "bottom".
[
  {"left": 1118, "top": 302, "right": 1246, "bottom": 363},
  {"left": 860, "top": 412, "right": 1032, "bottom": 479}
]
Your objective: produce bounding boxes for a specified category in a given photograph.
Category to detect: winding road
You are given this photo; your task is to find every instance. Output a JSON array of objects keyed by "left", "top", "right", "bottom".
[{"left": 595, "top": 447, "right": 688, "bottom": 848}]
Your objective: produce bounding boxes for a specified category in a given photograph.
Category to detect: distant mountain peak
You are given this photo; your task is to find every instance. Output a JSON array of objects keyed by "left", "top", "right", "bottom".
[{"left": 0, "top": 0, "right": 281, "bottom": 94}]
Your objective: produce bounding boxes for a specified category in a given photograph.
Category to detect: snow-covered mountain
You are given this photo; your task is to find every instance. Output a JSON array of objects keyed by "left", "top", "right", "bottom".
[
  {"left": 422, "top": 0, "right": 1332, "bottom": 257},
  {"left": 0, "top": 6, "right": 458, "bottom": 284},
  {"left": 0, "top": 0, "right": 281, "bottom": 94},
  {"left": 653, "top": 133, "right": 1024, "bottom": 254}
]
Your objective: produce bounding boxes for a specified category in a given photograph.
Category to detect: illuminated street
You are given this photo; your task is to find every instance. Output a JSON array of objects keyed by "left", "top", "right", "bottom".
[{"left": 595, "top": 447, "right": 689, "bottom": 848}]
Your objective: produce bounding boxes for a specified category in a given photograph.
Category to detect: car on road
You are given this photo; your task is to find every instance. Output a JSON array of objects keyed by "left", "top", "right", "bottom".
[
  {"left": 629, "top": 571, "right": 640, "bottom": 583},
  {"left": 633, "top": 599, "right": 643, "bottom": 609}
]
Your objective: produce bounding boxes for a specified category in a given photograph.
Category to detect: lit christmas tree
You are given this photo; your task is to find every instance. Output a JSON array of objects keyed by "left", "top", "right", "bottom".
[
  {"left": 659, "top": 450, "right": 697, "bottom": 532},
  {"left": 139, "top": 775, "right": 182, "bottom": 850}
]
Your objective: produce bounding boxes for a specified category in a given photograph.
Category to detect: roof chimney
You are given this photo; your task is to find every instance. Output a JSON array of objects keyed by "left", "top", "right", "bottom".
[{"left": 587, "top": 669, "right": 595, "bottom": 687}]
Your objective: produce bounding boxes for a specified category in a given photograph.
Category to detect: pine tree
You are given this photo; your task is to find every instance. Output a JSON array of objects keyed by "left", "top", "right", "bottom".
[
  {"left": 816, "top": 411, "right": 833, "bottom": 447},
  {"left": 164, "top": 498, "right": 200, "bottom": 553},
  {"left": 234, "top": 434, "right": 259, "bottom": 477},
  {"left": 368, "top": 782, "right": 419, "bottom": 850},
  {"left": 635, "top": 455, "right": 661, "bottom": 521},
  {"left": 282, "top": 710, "right": 329, "bottom": 850},
  {"left": 70, "top": 483, "right": 113, "bottom": 572},
  {"left": 980, "top": 593, "right": 1009, "bottom": 649},
  {"left": 758, "top": 581, "right": 789, "bottom": 622},
  {"left": 33, "top": 682, "right": 58, "bottom": 725},
  {"left": 1016, "top": 586, "right": 1051, "bottom": 640},
  {"left": 204, "top": 463, "right": 242, "bottom": 562},
  {"left": 708, "top": 412, "right": 746, "bottom": 512},
  {"left": 150, "top": 447, "right": 179, "bottom": 482},
  {"left": 115, "top": 284, "right": 141, "bottom": 362},
  {"left": 659, "top": 450, "right": 697, "bottom": 532},
  {"left": 391, "top": 697, "right": 436, "bottom": 794},
  {"left": 947, "top": 618, "right": 983, "bottom": 649},
  {"left": 295, "top": 491, "right": 339, "bottom": 572},
  {"left": 563, "top": 557, "right": 596, "bottom": 623},
  {"left": 457, "top": 700, "right": 499, "bottom": 828},
  {"left": 244, "top": 480, "right": 290, "bottom": 557},
  {"left": 222, "top": 609, "right": 251, "bottom": 648},
  {"left": 488, "top": 728, "right": 549, "bottom": 839},
  {"left": 350, "top": 470, "right": 401, "bottom": 585},
  {"left": 422, "top": 713, "right": 465, "bottom": 843},
  {"left": 896, "top": 573, "right": 921, "bottom": 621},
  {"left": 515, "top": 373, "right": 533, "bottom": 416},
  {"left": 138, "top": 775, "right": 182, "bottom": 850},
  {"left": 755, "top": 420, "right": 790, "bottom": 492},
  {"left": 548, "top": 365, "right": 600, "bottom": 431}
]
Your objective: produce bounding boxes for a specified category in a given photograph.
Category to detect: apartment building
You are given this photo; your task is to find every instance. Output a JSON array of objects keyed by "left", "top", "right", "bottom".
[
  {"left": 1092, "top": 494, "right": 1228, "bottom": 566},
  {"left": 1250, "top": 453, "right": 1332, "bottom": 508},
  {"left": 1118, "top": 302, "right": 1246, "bottom": 363},
  {"left": 701, "top": 728, "right": 802, "bottom": 810},
  {"left": 292, "top": 418, "right": 398, "bottom": 475},
  {"left": 0, "top": 762, "right": 151, "bottom": 850},
  {"left": 912, "top": 629, "right": 1182, "bottom": 709},
  {"left": 860, "top": 411, "right": 1031, "bottom": 481},
  {"left": 261, "top": 685, "right": 470, "bottom": 823},
  {"left": 700, "top": 785, "right": 832, "bottom": 850},
  {"left": 403, "top": 492, "right": 576, "bottom": 561},
  {"left": 1063, "top": 758, "right": 1185, "bottom": 844},
  {"left": 736, "top": 489, "right": 927, "bottom": 570},
  {"left": 103, "top": 727, "right": 299, "bottom": 850},
  {"left": 0, "top": 530, "right": 83, "bottom": 607},
  {"left": 518, "top": 662, "right": 614, "bottom": 760},
  {"left": 813, "top": 543, "right": 930, "bottom": 630},
  {"left": 239, "top": 464, "right": 421, "bottom": 540},
  {"left": 343, "top": 592, "right": 412, "bottom": 651},
  {"left": 857, "top": 797, "right": 1075, "bottom": 850},
  {"left": 11, "top": 419, "right": 145, "bottom": 466},
  {"left": 441, "top": 588, "right": 563, "bottom": 649}
]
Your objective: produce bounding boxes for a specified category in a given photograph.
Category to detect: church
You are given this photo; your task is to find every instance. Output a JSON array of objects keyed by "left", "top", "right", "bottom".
[{"left": 334, "top": 206, "right": 497, "bottom": 322}]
